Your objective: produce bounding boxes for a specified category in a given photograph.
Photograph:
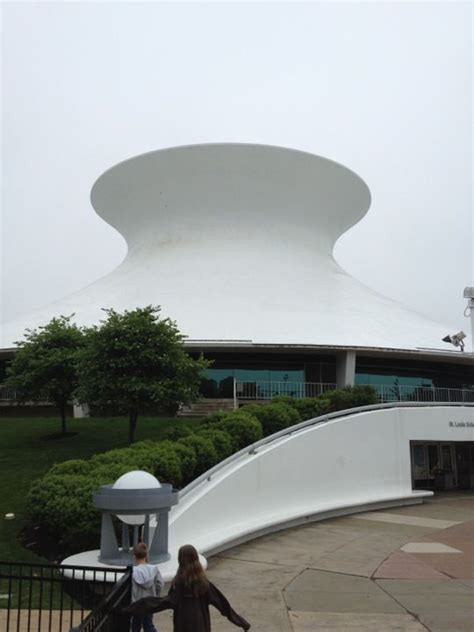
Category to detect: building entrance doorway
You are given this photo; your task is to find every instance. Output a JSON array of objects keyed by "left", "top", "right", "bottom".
[{"left": 411, "top": 441, "right": 474, "bottom": 490}]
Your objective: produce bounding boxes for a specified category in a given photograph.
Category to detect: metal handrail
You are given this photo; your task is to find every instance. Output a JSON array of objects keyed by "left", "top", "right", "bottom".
[
  {"left": 0, "top": 384, "right": 51, "bottom": 402},
  {"left": 70, "top": 567, "right": 132, "bottom": 632},
  {"left": 179, "top": 400, "right": 474, "bottom": 499}
]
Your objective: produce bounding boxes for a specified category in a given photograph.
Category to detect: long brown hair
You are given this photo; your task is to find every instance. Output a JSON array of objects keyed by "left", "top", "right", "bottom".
[{"left": 174, "top": 544, "right": 209, "bottom": 596}]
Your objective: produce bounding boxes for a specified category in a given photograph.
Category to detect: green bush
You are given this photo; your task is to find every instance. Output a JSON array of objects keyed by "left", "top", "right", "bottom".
[
  {"left": 216, "top": 411, "right": 263, "bottom": 451},
  {"left": 324, "top": 385, "right": 378, "bottom": 412},
  {"left": 27, "top": 440, "right": 188, "bottom": 551},
  {"left": 48, "top": 459, "right": 90, "bottom": 477},
  {"left": 197, "top": 428, "right": 233, "bottom": 461},
  {"left": 28, "top": 472, "right": 109, "bottom": 550},
  {"left": 129, "top": 441, "right": 183, "bottom": 487},
  {"left": 273, "top": 387, "right": 377, "bottom": 418},
  {"left": 90, "top": 447, "right": 141, "bottom": 467},
  {"left": 272, "top": 396, "right": 330, "bottom": 421},
  {"left": 241, "top": 402, "right": 300, "bottom": 435},
  {"left": 84, "top": 441, "right": 183, "bottom": 487},
  {"left": 161, "top": 424, "right": 194, "bottom": 441},
  {"left": 170, "top": 441, "right": 197, "bottom": 485},
  {"left": 201, "top": 410, "right": 231, "bottom": 427},
  {"left": 178, "top": 434, "right": 218, "bottom": 476},
  {"left": 269, "top": 395, "right": 298, "bottom": 408}
]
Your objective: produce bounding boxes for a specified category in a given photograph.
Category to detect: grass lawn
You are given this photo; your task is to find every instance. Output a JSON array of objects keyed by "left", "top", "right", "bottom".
[{"left": 0, "top": 414, "right": 202, "bottom": 563}]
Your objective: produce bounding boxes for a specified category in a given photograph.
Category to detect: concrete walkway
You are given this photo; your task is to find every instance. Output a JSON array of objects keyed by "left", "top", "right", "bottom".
[{"left": 155, "top": 492, "right": 474, "bottom": 632}]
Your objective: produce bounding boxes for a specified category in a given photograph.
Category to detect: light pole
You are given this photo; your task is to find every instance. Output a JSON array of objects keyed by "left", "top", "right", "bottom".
[{"left": 464, "top": 287, "right": 474, "bottom": 353}]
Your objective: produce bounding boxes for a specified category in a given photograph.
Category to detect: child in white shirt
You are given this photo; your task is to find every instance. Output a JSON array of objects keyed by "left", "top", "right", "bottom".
[{"left": 131, "top": 542, "right": 163, "bottom": 632}]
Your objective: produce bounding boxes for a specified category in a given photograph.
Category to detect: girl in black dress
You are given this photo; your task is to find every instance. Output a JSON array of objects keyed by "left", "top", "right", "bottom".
[{"left": 125, "top": 544, "right": 250, "bottom": 632}]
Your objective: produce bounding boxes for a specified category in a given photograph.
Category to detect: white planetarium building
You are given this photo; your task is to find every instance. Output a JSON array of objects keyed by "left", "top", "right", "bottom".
[
  {"left": 1, "top": 144, "right": 473, "bottom": 494},
  {"left": 2, "top": 144, "right": 471, "bottom": 391}
]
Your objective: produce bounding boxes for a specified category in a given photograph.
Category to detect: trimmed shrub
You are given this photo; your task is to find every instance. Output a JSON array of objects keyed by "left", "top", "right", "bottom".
[
  {"left": 216, "top": 411, "right": 263, "bottom": 451},
  {"left": 90, "top": 448, "right": 140, "bottom": 469},
  {"left": 152, "top": 444, "right": 183, "bottom": 487},
  {"left": 178, "top": 435, "right": 218, "bottom": 476},
  {"left": 28, "top": 440, "right": 186, "bottom": 552},
  {"left": 48, "top": 459, "right": 90, "bottom": 477},
  {"left": 200, "top": 410, "right": 231, "bottom": 427},
  {"left": 130, "top": 440, "right": 183, "bottom": 487},
  {"left": 269, "top": 395, "right": 298, "bottom": 409},
  {"left": 169, "top": 441, "right": 197, "bottom": 485},
  {"left": 324, "top": 385, "right": 378, "bottom": 412},
  {"left": 28, "top": 472, "right": 109, "bottom": 550},
  {"left": 161, "top": 424, "right": 194, "bottom": 441},
  {"left": 272, "top": 396, "right": 330, "bottom": 421},
  {"left": 241, "top": 402, "right": 300, "bottom": 435},
  {"left": 197, "top": 428, "right": 234, "bottom": 461}
]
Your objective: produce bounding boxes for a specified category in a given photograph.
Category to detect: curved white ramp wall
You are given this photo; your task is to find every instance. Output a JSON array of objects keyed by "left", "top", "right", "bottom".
[{"left": 168, "top": 405, "right": 474, "bottom": 555}]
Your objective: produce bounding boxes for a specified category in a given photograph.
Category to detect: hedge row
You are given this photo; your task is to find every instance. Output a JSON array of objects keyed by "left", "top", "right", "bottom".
[
  {"left": 27, "top": 385, "right": 377, "bottom": 552},
  {"left": 27, "top": 411, "right": 265, "bottom": 550},
  {"left": 271, "top": 385, "right": 378, "bottom": 419}
]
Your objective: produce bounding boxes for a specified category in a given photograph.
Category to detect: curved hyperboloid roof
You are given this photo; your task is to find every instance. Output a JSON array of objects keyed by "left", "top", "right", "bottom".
[{"left": 1, "top": 144, "right": 460, "bottom": 352}]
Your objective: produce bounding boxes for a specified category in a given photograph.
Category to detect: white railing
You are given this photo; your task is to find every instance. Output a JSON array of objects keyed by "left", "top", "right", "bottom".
[
  {"left": 361, "top": 384, "right": 474, "bottom": 404},
  {"left": 1, "top": 380, "right": 473, "bottom": 407},
  {"left": 234, "top": 380, "right": 474, "bottom": 405},
  {"left": 235, "top": 381, "right": 337, "bottom": 401}
]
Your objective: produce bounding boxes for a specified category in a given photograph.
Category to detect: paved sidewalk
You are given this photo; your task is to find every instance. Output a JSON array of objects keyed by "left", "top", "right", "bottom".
[{"left": 154, "top": 492, "right": 474, "bottom": 632}]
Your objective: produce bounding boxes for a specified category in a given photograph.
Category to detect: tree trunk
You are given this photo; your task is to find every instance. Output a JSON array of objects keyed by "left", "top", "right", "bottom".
[
  {"left": 60, "top": 405, "right": 67, "bottom": 435},
  {"left": 129, "top": 409, "right": 138, "bottom": 444}
]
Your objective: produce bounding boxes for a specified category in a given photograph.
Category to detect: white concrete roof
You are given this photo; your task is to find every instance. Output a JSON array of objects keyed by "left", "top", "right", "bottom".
[{"left": 1, "top": 144, "right": 464, "bottom": 353}]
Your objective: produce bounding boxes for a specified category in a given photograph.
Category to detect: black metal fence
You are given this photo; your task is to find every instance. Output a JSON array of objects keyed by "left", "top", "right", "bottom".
[{"left": 0, "top": 561, "right": 131, "bottom": 632}]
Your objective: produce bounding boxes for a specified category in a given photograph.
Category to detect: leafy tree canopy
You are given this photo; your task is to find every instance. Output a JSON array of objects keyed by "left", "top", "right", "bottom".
[
  {"left": 76, "top": 306, "right": 210, "bottom": 443},
  {"left": 6, "top": 315, "right": 84, "bottom": 434}
]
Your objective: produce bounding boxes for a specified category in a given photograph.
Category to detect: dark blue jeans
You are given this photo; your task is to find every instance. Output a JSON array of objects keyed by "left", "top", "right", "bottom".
[{"left": 131, "top": 614, "right": 157, "bottom": 632}]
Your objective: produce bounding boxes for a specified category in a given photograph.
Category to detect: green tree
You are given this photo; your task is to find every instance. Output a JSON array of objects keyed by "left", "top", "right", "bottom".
[
  {"left": 6, "top": 315, "right": 83, "bottom": 434},
  {"left": 76, "top": 306, "right": 210, "bottom": 443}
]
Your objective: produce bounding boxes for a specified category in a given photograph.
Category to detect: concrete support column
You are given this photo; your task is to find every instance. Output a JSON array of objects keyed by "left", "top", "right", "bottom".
[
  {"left": 99, "top": 513, "right": 119, "bottom": 562},
  {"left": 336, "top": 350, "right": 356, "bottom": 388},
  {"left": 149, "top": 510, "right": 169, "bottom": 558}
]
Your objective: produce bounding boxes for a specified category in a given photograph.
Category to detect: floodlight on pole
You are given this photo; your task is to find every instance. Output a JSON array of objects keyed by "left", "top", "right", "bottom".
[{"left": 442, "top": 331, "right": 466, "bottom": 352}]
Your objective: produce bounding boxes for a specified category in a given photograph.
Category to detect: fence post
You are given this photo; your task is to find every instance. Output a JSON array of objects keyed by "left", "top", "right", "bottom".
[{"left": 233, "top": 378, "right": 238, "bottom": 410}]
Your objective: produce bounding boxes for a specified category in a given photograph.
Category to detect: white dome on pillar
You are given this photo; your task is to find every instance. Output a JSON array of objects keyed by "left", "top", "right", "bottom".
[{"left": 113, "top": 470, "right": 161, "bottom": 526}]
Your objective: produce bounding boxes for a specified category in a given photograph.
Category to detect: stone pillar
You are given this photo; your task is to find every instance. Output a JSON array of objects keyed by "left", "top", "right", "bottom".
[
  {"left": 99, "top": 513, "right": 119, "bottom": 562},
  {"left": 150, "top": 510, "right": 169, "bottom": 558},
  {"left": 336, "top": 350, "right": 356, "bottom": 388},
  {"left": 73, "top": 401, "right": 90, "bottom": 418}
]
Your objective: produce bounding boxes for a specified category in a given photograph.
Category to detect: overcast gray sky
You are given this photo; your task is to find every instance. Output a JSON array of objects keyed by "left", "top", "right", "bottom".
[{"left": 1, "top": 1, "right": 472, "bottom": 334}]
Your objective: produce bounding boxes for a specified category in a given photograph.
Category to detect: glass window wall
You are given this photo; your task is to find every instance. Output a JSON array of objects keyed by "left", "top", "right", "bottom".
[{"left": 200, "top": 367, "right": 305, "bottom": 398}]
